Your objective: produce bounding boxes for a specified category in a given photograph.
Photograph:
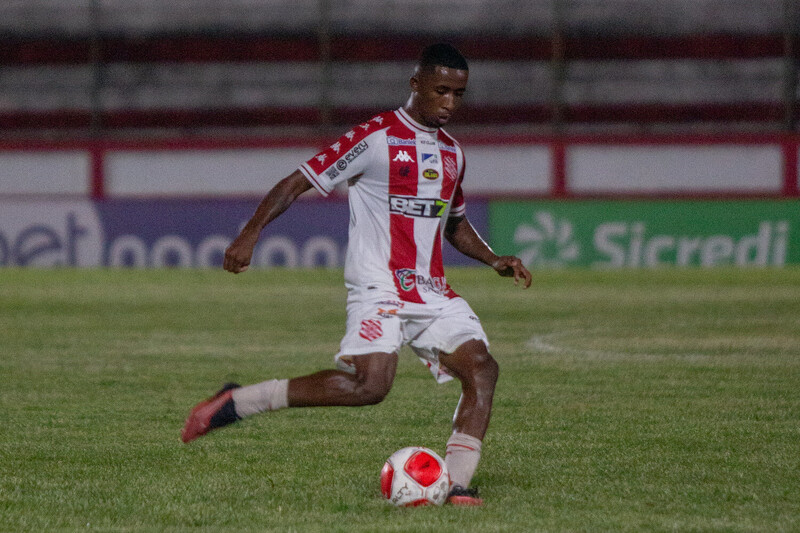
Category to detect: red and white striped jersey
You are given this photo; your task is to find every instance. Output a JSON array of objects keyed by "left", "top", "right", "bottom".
[{"left": 299, "top": 107, "right": 466, "bottom": 304}]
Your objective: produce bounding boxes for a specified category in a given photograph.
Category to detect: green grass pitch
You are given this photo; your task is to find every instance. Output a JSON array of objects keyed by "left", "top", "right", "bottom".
[{"left": 1, "top": 267, "right": 799, "bottom": 531}]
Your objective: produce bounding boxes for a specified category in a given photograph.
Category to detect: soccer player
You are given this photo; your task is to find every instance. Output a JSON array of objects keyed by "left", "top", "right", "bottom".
[{"left": 181, "top": 43, "right": 532, "bottom": 506}]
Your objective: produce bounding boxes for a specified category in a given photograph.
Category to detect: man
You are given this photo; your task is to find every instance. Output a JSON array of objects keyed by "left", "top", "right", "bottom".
[{"left": 181, "top": 43, "right": 531, "bottom": 506}]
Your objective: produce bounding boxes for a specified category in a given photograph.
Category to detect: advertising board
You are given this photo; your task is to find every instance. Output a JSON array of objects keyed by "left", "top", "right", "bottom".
[
  {"left": 490, "top": 200, "right": 798, "bottom": 268},
  {"left": 0, "top": 197, "right": 489, "bottom": 268}
]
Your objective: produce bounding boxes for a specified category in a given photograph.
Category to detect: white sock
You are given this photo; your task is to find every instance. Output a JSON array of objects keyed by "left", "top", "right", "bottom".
[
  {"left": 445, "top": 432, "right": 482, "bottom": 488},
  {"left": 231, "top": 379, "right": 289, "bottom": 418}
]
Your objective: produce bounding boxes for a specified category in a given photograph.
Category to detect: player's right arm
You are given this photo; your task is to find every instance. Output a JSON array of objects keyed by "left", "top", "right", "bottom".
[
  {"left": 226, "top": 118, "right": 380, "bottom": 273},
  {"left": 223, "top": 170, "right": 312, "bottom": 273}
]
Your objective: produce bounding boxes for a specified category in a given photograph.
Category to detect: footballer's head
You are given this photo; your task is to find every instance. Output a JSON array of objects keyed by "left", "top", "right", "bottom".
[
  {"left": 405, "top": 43, "right": 469, "bottom": 129},
  {"left": 417, "top": 42, "right": 469, "bottom": 73}
]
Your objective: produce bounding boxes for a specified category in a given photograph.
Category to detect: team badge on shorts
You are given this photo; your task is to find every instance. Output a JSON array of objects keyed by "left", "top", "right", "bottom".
[{"left": 359, "top": 319, "right": 383, "bottom": 341}]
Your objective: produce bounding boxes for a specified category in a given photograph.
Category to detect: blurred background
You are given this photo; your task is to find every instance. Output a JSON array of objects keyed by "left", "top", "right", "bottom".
[
  {"left": 1, "top": 0, "right": 797, "bottom": 137},
  {"left": 0, "top": 0, "right": 798, "bottom": 269}
]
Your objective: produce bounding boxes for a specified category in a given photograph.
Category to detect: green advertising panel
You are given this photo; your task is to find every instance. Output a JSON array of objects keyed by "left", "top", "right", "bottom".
[{"left": 490, "top": 200, "right": 799, "bottom": 268}]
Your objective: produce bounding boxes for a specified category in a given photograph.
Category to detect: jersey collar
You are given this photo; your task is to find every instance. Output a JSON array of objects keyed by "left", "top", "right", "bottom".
[{"left": 396, "top": 107, "right": 438, "bottom": 134}]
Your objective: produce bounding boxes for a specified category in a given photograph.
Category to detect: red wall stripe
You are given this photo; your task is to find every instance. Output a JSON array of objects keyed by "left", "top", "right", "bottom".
[
  {"left": 1, "top": 34, "right": 793, "bottom": 65},
  {"left": 0, "top": 102, "right": 788, "bottom": 132}
]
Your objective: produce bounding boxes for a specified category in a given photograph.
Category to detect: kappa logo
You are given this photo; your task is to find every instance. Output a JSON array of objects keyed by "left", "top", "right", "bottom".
[
  {"left": 359, "top": 319, "right": 383, "bottom": 341},
  {"left": 371, "top": 116, "right": 384, "bottom": 125},
  {"left": 393, "top": 151, "right": 414, "bottom": 163},
  {"left": 330, "top": 141, "right": 341, "bottom": 153},
  {"left": 316, "top": 154, "right": 327, "bottom": 164},
  {"left": 345, "top": 130, "right": 355, "bottom": 140}
]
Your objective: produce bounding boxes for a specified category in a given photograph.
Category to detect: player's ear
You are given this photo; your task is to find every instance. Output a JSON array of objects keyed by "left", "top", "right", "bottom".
[{"left": 409, "top": 75, "right": 420, "bottom": 92}]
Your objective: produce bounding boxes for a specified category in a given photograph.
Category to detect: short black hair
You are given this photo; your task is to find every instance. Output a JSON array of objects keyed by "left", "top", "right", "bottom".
[{"left": 418, "top": 42, "right": 468, "bottom": 71}]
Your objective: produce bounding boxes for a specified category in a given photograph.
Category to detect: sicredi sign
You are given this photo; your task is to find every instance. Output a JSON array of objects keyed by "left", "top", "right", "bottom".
[{"left": 490, "top": 200, "right": 799, "bottom": 268}]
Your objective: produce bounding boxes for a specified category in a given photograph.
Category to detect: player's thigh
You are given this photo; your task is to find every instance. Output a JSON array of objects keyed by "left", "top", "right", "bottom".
[
  {"left": 411, "top": 297, "right": 489, "bottom": 357},
  {"left": 350, "top": 351, "right": 399, "bottom": 393},
  {"left": 336, "top": 299, "right": 403, "bottom": 366},
  {"left": 437, "top": 338, "right": 497, "bottom": 385}
]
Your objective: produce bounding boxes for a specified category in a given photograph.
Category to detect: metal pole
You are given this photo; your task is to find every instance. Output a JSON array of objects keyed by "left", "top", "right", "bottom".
[
  {"left": 550, "top": 0, "right": 566, "bottom": 134},
  {"left": 318, "top": 0, "right": 333, "bottom": 127},
  {"left": 783, "top": 0, "right": 798, "bottom": 131},
  {"left": 89, "top": 0, "right": 104, "bottom": 136}
]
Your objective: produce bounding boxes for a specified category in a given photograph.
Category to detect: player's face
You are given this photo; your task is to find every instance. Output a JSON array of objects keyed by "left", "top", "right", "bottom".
[{"left": 408, "top": 65, "right": 469, "bottom": 128}]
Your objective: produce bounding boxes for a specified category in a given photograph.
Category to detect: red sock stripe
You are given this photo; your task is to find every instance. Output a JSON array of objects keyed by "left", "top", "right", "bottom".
[{"left": 446, "top": 444, "right": 477, "bottom": 452}]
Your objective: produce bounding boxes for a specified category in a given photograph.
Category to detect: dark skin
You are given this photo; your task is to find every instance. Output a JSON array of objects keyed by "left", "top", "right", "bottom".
[{"left": 223, "top": 64, "right": 531, "bottom": 441}]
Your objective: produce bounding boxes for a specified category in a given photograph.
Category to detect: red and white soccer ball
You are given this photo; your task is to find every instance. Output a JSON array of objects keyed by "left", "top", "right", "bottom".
[{"left": 380, "top": 446, "right": 450, "bottom": 506}]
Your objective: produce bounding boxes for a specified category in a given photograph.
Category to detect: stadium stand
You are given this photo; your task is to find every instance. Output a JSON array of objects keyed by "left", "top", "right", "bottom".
[{"left": 0, "top": 0, "right": 796, "bottom": 135}]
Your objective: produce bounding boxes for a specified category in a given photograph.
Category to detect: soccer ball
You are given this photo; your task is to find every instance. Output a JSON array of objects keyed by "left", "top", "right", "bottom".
[{"left": 380, "top": 446, "right": 450, "bottom": 506}]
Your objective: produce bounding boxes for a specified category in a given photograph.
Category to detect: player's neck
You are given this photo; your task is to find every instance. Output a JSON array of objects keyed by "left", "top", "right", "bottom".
[{"left": 401, "top": 102, "right": 440, "bottom": 131}]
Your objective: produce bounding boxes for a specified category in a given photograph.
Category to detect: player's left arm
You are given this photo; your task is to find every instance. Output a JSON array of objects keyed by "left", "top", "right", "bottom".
[{"left": 444, "top": 214, "right": 532, "bottom": 288}]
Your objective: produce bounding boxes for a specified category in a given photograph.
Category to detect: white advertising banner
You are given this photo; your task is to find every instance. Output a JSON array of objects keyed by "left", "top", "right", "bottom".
[
  {"left": 568, "top": 145, "right": 783, "bottom": 193},
  {"left": 461, "top": 145, "right": 551, "bottom": 194},
  {"left": 0, "top": 152, "right": 89, "bottom": 195},
  {"left": 105, "top": 148, "right": 317, "bottom": 196},
  {"left": 0, "top": 141, "right": 791, "bottom": 198}
]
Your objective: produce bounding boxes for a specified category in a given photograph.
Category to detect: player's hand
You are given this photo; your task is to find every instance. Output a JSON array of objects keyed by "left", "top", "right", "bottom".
[
  {"left": 223, "top": 231, "right": 259, "bottom": 273},
  {"left": 491, "top": 256, "right": 532, "bottom": 288}
]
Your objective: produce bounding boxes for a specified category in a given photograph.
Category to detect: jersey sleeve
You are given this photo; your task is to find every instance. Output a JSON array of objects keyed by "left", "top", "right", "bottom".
[{"left": 298, "top": 125, "right": 378, "bottom": 197}]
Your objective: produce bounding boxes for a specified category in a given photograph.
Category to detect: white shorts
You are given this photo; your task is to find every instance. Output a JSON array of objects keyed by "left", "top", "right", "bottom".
[{"left": 334, "top": 293, "right": 489, "bottom": 383}]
